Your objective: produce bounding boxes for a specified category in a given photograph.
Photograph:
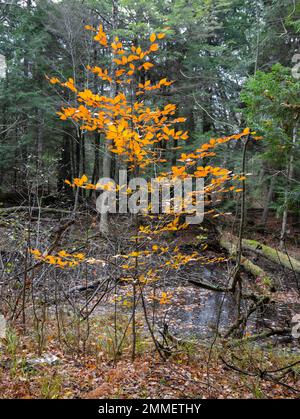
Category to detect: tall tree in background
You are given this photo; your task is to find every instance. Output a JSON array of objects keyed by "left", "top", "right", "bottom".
[
  {"left": 0, "top": 0, "right": 299, "bottom": 237},
  {"left": 242, "top": 64, "right": 300, "bottom": 246}
]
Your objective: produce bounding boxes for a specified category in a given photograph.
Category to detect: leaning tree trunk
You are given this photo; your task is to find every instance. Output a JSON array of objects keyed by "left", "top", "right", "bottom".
[
  {"left": 242, "top": 238, "right": 300, "bottom": 274},
  {"left": 219, "top": 231, "right": 274, "bottom": 292}
]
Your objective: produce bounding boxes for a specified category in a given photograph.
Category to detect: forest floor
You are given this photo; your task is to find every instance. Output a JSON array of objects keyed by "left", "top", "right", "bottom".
[
  {"left": 0, "top": 325, "right": 300, "bottom": 399},
  {"left": 0, "top": 208, "right": 299, "bottom": 399}
]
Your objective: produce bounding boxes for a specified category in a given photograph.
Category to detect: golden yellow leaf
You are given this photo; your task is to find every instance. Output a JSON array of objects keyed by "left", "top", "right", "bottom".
[{"left": 149, "top": 33, "right": 156, "bottom": 42}]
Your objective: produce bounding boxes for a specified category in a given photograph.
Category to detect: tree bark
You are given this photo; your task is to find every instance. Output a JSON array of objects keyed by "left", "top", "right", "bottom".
[
  {"left": 99, "top": 0, "right": 118, "bottom": 234},
  {"left": 219, "top": 230, "right": 300, "bottom": 274},
  {"left": 219, "top": 231, "right": 274, "bottom": 291},
  {"left": 57, "top": 127, "right": 73, "bottom": 194},
  {"left": 280, "top": 124, "right": 297, "bottom": 249},
  {"left": 261, "top": 174, "right": 276, "bottom": 226}
]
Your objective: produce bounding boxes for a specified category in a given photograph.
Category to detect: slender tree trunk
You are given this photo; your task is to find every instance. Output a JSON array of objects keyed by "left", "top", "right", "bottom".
[
  {"left": 229, "top": 134, "right": 250, "bottom": 291},
  {"left": 75, "top": 132, "right": 81, "bottom": 178},
  {"left": 90, "top": 133, "right": 100, "bottom": 194},
  {"left": 35, "top": 108, "right": 43, "bottom": 174},
  {"left": 261, "top": 174, "right": 276, "bottom": 226},
  {"left": 90, "top": 48, "right": 101, "bottom": 197},
  {"left": 280, "top": 125, "right": 297, "bottom": 250},
  {"left": 57, "top": 127, "right": 73, "bottom": 193},
  {"left": 99, "top": 0, "right": 118, "bottom": 234},
  {"left": 171, "top": 138, "right": 178, "bottom": 166},
  {"left": 81, "top": 132, "right": 86, "bottom": 199},
  {"left": 100, "top": 147, "right": 113, "bottom": 234},
  {"left": 81, "top": 132, "right": 86, "bottom": 175}
]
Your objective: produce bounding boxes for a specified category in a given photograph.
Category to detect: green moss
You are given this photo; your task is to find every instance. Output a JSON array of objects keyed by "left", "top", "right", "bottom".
[
  {"left": 243, "top": 239, "right": 300, "bottom": 273},
  {"left": 244, "top": 239, "right": 260, "bottom": 247}
]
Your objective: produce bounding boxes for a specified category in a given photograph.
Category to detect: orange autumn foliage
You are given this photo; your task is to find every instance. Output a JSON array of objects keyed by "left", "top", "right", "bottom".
[
  {"left": 38, "top": 25, "right": 256, "bottom": 279},
  {"left": 47, "top": 27, "right": 187, "bottom": 170}
]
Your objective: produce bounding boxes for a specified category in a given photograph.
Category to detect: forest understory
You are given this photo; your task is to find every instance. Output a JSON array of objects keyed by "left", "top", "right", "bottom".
[
  {"left": 0, "top": 207, "right": 299, "bottom": 399},
  {"left": 1, "top": 0, "right": 300, "bottom": 402}
]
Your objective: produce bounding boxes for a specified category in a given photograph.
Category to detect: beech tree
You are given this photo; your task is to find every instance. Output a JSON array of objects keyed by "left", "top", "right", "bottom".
[{"left": 30, "top": 23, "right": 253, "bottom": 359}]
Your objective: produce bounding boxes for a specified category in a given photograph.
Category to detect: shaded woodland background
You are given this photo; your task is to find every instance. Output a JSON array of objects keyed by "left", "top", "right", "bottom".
[
  {"left": 0, "top": 0, "right": 299, "bottom": 240},
  {"left": 0, "top": 0, "right": 300, "bottom": 400}
]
